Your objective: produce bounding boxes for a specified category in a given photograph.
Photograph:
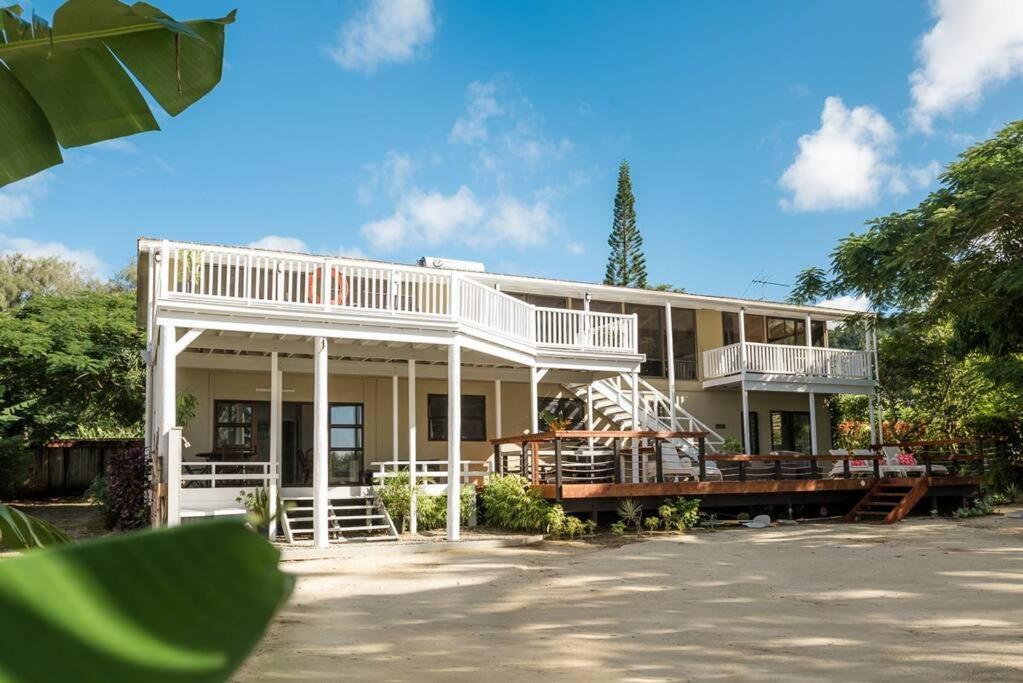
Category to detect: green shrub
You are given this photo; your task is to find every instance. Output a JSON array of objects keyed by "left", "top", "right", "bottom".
[
  {"left": 480, "top": 474, "right": 559, "bottom": 532},
  {"left": 610, "top": 520, "right": 627, "bottom": 536},
  {"left": 643, "top": 516, "right": 661, "bottom": 532},
  {"left": 562, "top": 515, "right": 587, "bottom": 539},
  {"left": 85, "top": 475, "right": 113, "bottom": 526},
  {"left": 377, "top": 473, "right": 477, "bottom": 531},
  {"left": 377, "top": 472, "right": 416, "bottom": 530},
  {"left": 659, "top": 497, "right": 701, "bottom": 533},
  {"left": 616, "top": 498, "right": 643, "bottom": 531},
  {"left": 0, "top": 436, "right": 30, "bottom": 498},
  {"left": 953, "top": 494, "right": 997, "bottom": 518}
]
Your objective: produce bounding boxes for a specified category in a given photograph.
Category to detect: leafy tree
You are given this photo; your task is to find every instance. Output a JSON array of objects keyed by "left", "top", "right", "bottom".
[
  {"left": 604, "top": 160, "right": 648, "bottom": 288},
  {"left": 0, "top": 290, "right": 144, "bottom": 444},
  {"left": 110, "top": 257, "right": 139, "bottom": 292},
  {"left": 0, "top": 253, "right": 97, "bottom": 311}
]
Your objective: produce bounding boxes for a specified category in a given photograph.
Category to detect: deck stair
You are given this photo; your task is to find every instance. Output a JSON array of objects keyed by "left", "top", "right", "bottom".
[
  {"left": 563, "top": 376, "right": 725, "bottom": 454},
  {"left": 280, "top": 494, "right": 398, "bottom": 543},
  {"left": 845, "top": 478, "right": 930, "bottom": 524}
]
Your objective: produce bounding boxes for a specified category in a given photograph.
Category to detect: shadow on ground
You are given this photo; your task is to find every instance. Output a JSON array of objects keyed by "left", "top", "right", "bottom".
[{"left": 238, "top": 510, "right": 1023, "bottom": 682}]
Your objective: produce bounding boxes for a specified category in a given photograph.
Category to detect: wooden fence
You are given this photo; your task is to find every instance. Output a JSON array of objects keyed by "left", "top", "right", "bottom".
[{"left": 25, "top": 439, "right": 143, "bottom": 496}]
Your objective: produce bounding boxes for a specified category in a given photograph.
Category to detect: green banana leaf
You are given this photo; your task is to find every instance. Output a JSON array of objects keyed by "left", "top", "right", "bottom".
[
  {"left": 0, "top": 503, "right": 73, "bottom": 549},
  {"left": 0, "top": 519, "right": 294, "bottom": 682},
  {"left": 0, "top": 0, "right": 236, "bottom": 187}
]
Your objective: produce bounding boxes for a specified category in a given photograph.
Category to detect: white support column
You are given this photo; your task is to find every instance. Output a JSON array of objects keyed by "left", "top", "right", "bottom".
[
  {"left": 312, "top": 336, "right": 329, "bottom": 549},
  {"left": 665, "top": 302, "right": 677, "bottom": 431},
  {"left": 868, "top": 389, "right": 877, "bottom": 446},
  {"left": 738, "top": 307, "right": 748, "bottom": 371},
  {"left": 586, "top": 381, "right": 594, "bottom": 449},
  {"left": 529, "top": 366, "right": 539, "bottom": 433},
  {"left": 808, "top": 391, "right": 818, "bottom": 456},
  {"left": 392, "top": 374, "right": 399, "bottom": 458},
  {"left": 805, "top": 313, "right": 813, "bottom": 347},
  {"left": 166, "top": 426, "right": 182, "bottom": 527},
  {"left": 865, "top": 325, "right": 876, "bottom": 446},
  {"left": 494, "top": 379, "right": 503, "bottom": 439},
  {"left": 268, "top": 353, "right": 281, "bottom": 540},
  {"left": 157, "top": 324, "right": 177, "bottom": 526},
  {"left": 741, "top": 385, "right": 752, "bottom": 455},
  {"left": 408, "top": 359, "right": 418, "bottom": 534},
  {"left": 447, "top": 340, "right": 462, "bottom": 541},
  {"left": 631, "top": 371, "right": 640, "bottom": 482}
]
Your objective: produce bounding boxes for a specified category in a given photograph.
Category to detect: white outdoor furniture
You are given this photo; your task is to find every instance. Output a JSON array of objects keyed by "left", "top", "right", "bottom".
[
  {"left": 828, "top": 449, "right": 879, "bottom": 478},
  {"left": 880, "top": 445, "right": 948, "bottom": 477}
]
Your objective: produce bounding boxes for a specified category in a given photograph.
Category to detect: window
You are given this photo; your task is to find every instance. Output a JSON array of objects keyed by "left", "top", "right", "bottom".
[
  {"left": 427, "top": 394, "right": 487, "bottom": 441},
  {"left": 670, "top": 307, "right": 697, "bottom": 380},
  {"left": 625, "top": 303, "right": 665, "bottom": 377},
  {"left": 215, "top": 401, "right": 253, "bottom": 453},
  {"left": 510, "top": 293, "right": 569, "bottom": 309},
  {"left": 770, "top": 411, "right": 811, "bottom": 453},
  {"left": 329, "top": 403, "right": 364, "bottom": 485},
  {"left": 722, "top": 313, "right": 766, "bottom": 345},
  {"left": 537, "top": 397, "right": 586, "bottom": 430},
  {"left": 740, "top": 412, "right": 760, "bottom": 453}
]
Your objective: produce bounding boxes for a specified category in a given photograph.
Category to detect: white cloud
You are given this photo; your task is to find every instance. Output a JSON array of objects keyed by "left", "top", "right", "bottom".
[
  {"left": 248, "top": 236, "right": 309, "bottom": 253},
  {"left": 326, "top": 0, "right": 435, "bottom": 73},
  {"left": 909, "top": 0, "right": 1023, "bottom": 133},
  {"left": 0, "top": 173, "right": 52, "bottom": 224},
  {"left": 94, "top": 139, "right": 140, "bottom": 154},
  {"left": 566, "top": 241, "right": 585, "bottom": 255},
  {"left": 779, "top": 97, "right": 934, "bottom": 212},
  {"left": 818, "top": 294, "right": 871, "bottom": 313},
  {"left": 357, "top": 151, "right": 415, "bottom": 205},
  {"left": 0, "top": 233, "right": 104, "bottom": 274},
  {"left": 449, "top": 81, "right": 502, "bottom": 144},
  {"left": 780, "top": 97, "right": 894, "bottom": 211},
  {"left": 362, "top": 187, "right": 557, "bottom": 251}
]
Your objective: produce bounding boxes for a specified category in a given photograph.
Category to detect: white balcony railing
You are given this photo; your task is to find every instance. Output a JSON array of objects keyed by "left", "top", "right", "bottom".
[
  {"left": 534, "top": 307, "right": 637, "bottom": 353},
  {"left": 702, "top": 341, "right": 871, "bottom": 380},
  {"left": 154, "top": 241, "right": 638, "bottom": 355},
  {"left": 370, "top": 459, "right": 491, "bottom": 486}
]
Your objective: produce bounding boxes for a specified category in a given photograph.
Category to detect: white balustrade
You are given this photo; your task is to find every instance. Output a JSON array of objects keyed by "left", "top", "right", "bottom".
[
  {"left": 702, "top": 342, "right": 870, "bottom": 380},
  {"left": 371, "top": 459, "right": 490, "bottom": 485},
  {"left": 180, "top": 461, "right": 277, "bottom": 489},
  {"left": 156, "top": 241, "right": 639, "bottom": 354}
]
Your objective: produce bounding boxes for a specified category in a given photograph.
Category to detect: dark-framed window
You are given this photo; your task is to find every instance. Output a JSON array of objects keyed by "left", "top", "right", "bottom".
[
  {"left": 537, "top": 397, "right": 586, "bottom": 430},
  {"left": 427, "top": 394, "right": 487, "bottom": 441},
  {"left": 215, "top": 400, "right": 254, "bottom": 453},
  {"left": 724, "top": 314, "right": 825, "bottom": 347},
  {"left": 625, "top": 303, "right": 666, "bottom": 377},
  {"left": 723, "top": 312, "right": 766, "bottom": 345},
  {"left": 329, "top": 403, "right": 364, "bottom": 485},
  {"left": 770, "top": 411, "right": 811, "bottom": 453},
  {"left": 740, "top": 412, "right": 760, "bottom": 453},
  {"left": 671, "top": 307, "right": 698, "bottom": 380}
]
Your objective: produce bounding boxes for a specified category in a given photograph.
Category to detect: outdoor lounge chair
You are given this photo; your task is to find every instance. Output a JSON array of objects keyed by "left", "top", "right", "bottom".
[
  {"left": 880, "top": 445, "right": 948, "bottom": 477},
  {"left": 641, "top": 441, "right": 723, "bottom": 482},
  {"left": 828, "top": 449, "right": 879, "bottom": 478}
]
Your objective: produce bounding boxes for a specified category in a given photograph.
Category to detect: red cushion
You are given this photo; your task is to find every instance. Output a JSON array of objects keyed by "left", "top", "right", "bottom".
[{"left": 897, "top": 452, "right": 917, "bottom": 466}]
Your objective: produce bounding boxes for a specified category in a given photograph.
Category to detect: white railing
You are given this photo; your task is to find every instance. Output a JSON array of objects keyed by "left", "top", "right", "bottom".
[
  {"left": 457, "top": 277, "right": 534, "bottom": 344},
  {"left": 180, "top": 461, "right": 277, "bottom": 489},
  {"left": 370, "top": 459, "right": 491, "bottom": 485},
  {"left": 534, "top": 308, "right": 637, "bottom": 353},
  {"left": 702, "top": 342, "right": 870, "bottom": 380},
  {"left": 156, "top": 241, "right": 639, "bottom": 355}
]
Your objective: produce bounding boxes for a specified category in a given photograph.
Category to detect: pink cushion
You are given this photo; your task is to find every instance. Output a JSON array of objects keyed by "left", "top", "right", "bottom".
[
  {"left": 897, "top": 452, "right": 917, "bottom": 466},
  {"left": 850, "top": 459, "right": 867, "bottom": 467}
]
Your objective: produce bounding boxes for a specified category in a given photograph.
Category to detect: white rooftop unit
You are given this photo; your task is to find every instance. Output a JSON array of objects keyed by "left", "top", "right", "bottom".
[{"left": 417, "top": 256, "right": 486, "bottom": 273}]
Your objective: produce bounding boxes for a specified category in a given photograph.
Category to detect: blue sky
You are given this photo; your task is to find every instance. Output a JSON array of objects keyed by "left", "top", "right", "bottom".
[{"left": 3, "top": 0, "right": 1022, "bottom": 306}]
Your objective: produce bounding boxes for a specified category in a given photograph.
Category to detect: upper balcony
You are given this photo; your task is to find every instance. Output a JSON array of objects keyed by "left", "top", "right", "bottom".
[
  {"left": 702, "top": 341, "right": 873, "bottom": 393},
  {"left": 143, "top": 240, "right": 640, "bottom": 363}
]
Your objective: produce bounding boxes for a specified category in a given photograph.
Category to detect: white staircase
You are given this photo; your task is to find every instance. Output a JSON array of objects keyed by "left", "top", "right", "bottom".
[
  {"left": 280, "top": 493, "right": 398, "bottom": 543},
  {"left": 564, "top": 375, "right": 726, "bottom": 455}
]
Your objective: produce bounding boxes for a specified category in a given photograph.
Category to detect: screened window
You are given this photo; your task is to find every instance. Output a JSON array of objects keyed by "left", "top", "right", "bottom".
[
  {"left": 329, "top": 403, "right": 364, "bottom": 484},
  {"left": 427, "top": 394, "right": 487, "bottom": 441},
  {"left": 537, "top": 397, "right": 586, "bottom": 430},
  {"left": 625, "top": 303, "right": 665, "bottom": 377},
  {"left": 722, "top": 313, "right": 766, "bottom": 345},
  {"left": 671, "top": 307, "right": 697, "bottom": 380},
  {"left": 770, "top": 411, "right": 811, "bottom": 453},
  {"left": 215, "top": 401, "right": 253, "bottom": 453}
]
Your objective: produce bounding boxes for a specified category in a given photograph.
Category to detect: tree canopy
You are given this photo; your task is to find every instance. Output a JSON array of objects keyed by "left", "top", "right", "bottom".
[
  {"left": 604, "top": 160, "right": 648, "bottom": 288},
  {"left": 0, "top": 253, "right": 98, "bottom": 311}
]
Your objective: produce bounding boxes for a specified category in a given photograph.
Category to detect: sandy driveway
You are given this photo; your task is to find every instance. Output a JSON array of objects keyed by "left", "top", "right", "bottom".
[{"left": 240, "top": 512, "right": 1023, "bottom": 682}]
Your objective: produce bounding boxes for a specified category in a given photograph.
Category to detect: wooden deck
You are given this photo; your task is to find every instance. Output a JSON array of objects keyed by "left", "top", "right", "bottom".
[{"left": 532, "top": 475, "right": 982, "bottom": 501}]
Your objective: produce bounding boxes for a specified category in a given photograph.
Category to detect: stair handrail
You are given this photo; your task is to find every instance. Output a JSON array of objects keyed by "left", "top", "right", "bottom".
[{"left": 620, "top": 374, "right": 726, "bottom": 448}]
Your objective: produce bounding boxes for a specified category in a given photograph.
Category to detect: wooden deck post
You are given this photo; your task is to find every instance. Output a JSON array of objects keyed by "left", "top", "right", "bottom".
[
  {"left": 843, "top": 457, "right": 851, "bottom": 478},
  {"left": 810, "top": 458, "right": 819, "bottom": 479},
  {"left": 613, "top": 437, "right": 622, "bottom": 483},
  {"left": 738, "top": 460, "right": 747, "bottom": 482},
  {"left": 873, "top": 456, "right": 881, "bottom": 479},
  {"left": 923, "top": 445, "right": 933, "bottom": 476},
  {"left": 494, "top": 444, "right": 503, "bottom": 475},
  {"left": 774, "top": 458, "right": 782, "bottom": 480},
  {"left": 554, "top": 437, "right": 563, "bottom": 503},
  {"left": 654, "top": 438, "right": 664, "bottom": 483},
  {"left": 698, "top": 437, "right": 706, "bottom": 481}
]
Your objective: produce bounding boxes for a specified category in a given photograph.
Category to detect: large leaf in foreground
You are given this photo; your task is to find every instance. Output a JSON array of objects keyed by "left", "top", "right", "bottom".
[
  {"left": 0, "top": 503, "right": 72, "bottom": 549},
  {"left": 0, "top": 1, "right": 236, "bottom": 186},
  {"left": 0, "top": 520, "right": 293, "bottom": 683}
]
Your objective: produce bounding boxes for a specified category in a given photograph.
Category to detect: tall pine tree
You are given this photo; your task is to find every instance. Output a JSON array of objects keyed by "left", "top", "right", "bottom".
[{"left": 604, "top": 160, "right": 647, "bottom": 288}]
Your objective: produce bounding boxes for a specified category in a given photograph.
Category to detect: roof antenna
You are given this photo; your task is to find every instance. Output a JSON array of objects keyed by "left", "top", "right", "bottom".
[{"left": 750, "top": 276, "right": 789, "bottom": 301}]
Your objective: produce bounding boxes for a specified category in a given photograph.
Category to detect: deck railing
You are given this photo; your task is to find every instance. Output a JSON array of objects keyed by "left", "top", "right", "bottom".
[
  {"left": 702, "top": 341, "right": 870, "bottom": 380},
  {"left": 489, "top": 432, "right": 998, "bottom": 501},
  {"left": 180, "top": 461, "right": 277, "bottom": 489},
  {"left": 155, "top": 241, "right": 637, "bottom": 354},
  {"left": 370, "top": 459, "right": 491, "bottom": 485}
]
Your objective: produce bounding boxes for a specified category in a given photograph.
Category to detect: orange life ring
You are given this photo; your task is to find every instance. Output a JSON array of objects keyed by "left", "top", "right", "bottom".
[{"left": 307, "top": 266, "right": 347, "bottom": 305}]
